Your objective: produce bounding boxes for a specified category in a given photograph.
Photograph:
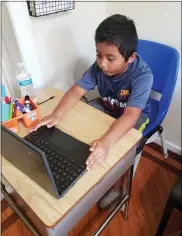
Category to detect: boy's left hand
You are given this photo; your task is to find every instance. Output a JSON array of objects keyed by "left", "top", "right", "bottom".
[{"left": 86, "top": 139, "right": 110, "bottom": 170}]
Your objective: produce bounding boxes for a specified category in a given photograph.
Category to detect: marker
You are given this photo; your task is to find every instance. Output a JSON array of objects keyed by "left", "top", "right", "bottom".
[
  {"left": 5, "top": 96, "right": 11, "bottom": 104},
  {"left": 9, "top": 102, "right": 13, "bottom": 119},
  {"left": 13, "top": 103, "right": 16, "bottom": 118},
  {"left": 15, "top": 99, "right": 26, "bottom": 114}
]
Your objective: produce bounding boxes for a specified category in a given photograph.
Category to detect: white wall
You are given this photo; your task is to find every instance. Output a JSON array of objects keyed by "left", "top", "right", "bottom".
[
  {"left": 7, "top": 2, "right": 180, "bottom": 152},
  {"left": 30, "top": 2, "right": 106, "bottom": 95},
  {"left": 106, "top": 2, "right": 181, "bottom": 152},
  {"left": 2, "top": 3, "right": 22, "bottom": 73},
  {"left": 7, "top": 1, "right": 44, "bottom": 89},
  {"left": 2, "top": 3, "right": 22, "bottom": 96}
]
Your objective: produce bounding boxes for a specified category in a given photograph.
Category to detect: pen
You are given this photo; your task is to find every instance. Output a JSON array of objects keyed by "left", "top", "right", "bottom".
[
  {"left": 37, "top": 96, "right": 55, "bottom": 105},
  {"left": 9, "top": 100, "right": 13, "bottom": 119}
]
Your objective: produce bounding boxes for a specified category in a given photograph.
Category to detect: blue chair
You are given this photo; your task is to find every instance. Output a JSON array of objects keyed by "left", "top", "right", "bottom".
[
  {"left": 84, "top": 39, "right": 179, "bottom": 158},
  {"left": 137, "top": 39, "right": 180, "bottom": 157}
]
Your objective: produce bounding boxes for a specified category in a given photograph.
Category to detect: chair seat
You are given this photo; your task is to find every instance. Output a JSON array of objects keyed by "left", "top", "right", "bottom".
[{"left": 169, "top": 178, "right": 182, "bottom": 211}]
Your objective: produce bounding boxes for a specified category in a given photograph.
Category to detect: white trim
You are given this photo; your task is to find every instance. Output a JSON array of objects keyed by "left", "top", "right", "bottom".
[
  {"left": 6, "top": 2, "right": 44, "bottom": 88},
  {"left": 146, "top": 132, "right": 181, "bottom": 155},
  {"left": 155, "top": 139, "right": 181, "bottom": 155}
]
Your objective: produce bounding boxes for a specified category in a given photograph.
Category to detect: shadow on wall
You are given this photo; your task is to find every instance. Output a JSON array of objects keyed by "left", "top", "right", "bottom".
[
  {"left": 43, "top": 26, "right": 77, "bottom": 90},
  {"left": 73, "top": 58, "right": 99, "bottom": 100},
  {"left": 44, "top": 27, "right": 89, "bottom": 90},
  {"left": 44, "top": 25, "right": 99, "bottom": 99},
  {"left": 73, "top": 58, "right": 89, "bottom": 83}
]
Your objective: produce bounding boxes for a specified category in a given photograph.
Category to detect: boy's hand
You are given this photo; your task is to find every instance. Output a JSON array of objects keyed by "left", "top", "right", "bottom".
[
  {"left": 30, "top": 115, "right": 61, "bottom": 132},
  {"left": 86, "top": 139, "right": 110, "bottom": 170}
]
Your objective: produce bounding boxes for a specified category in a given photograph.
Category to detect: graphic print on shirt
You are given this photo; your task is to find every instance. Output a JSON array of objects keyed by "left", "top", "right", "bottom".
[
  {"left": 120, "top": 90, "right": 129, "bottom": 101},
  {"left": 102, "top": 89, "right": 130, "bottom": 117}
]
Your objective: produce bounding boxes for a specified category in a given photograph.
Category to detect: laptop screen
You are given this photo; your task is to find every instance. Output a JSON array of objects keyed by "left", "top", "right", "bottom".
[
  {"left": 1, "top": 126, "right": 58, "bottom": 197},
  {"left": 37, "top": 126, "right": 81, "bottom": 155},
  {"left": 35, "top": 126, "right": 90, "bottom": 167}
]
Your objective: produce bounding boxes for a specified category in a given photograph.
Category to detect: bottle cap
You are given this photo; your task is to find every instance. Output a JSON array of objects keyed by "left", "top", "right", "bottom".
[{"left": 25, "top": 95, "right": 30, "bottom": 100}]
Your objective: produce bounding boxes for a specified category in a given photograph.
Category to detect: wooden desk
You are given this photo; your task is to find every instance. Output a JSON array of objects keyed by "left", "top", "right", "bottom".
[{"left": 2, "top": 88, "right": 141, "bottom": 236}]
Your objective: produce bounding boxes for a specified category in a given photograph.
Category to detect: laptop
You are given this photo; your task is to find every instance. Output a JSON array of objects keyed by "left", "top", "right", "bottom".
[{"left": 1, "top": 125, "right": 90, "bottom": 198}]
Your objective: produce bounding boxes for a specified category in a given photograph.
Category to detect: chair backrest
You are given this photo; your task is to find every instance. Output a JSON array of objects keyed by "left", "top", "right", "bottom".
[{"left": 137, "top": 39, "right": 179, "bottom": 127}]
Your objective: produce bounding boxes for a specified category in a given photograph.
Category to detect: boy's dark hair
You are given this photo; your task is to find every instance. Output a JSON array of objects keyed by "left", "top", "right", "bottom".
[{"left": 95, "top": 14, "right": 138, "bottom": 61}]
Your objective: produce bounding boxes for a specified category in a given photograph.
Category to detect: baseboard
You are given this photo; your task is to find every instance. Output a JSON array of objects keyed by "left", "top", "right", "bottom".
[{"left": 155, "top": 139, "right": 181, "bottom": 155}]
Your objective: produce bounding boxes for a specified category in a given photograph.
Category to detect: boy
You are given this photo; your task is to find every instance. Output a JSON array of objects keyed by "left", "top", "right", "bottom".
[{"left": 33, "top": 14, "right": 153, "bottom": 208}]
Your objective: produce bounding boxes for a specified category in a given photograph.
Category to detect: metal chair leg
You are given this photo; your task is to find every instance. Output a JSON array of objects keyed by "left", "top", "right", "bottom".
[
  {"left": 123, "top": 165, "right": 134, "bottom": 220},
  {"left": 158, "top": 126, "right": 168, "bottom": 159},
  {"left": 155, "top": 198, "right": 173, "bottom": 236}
]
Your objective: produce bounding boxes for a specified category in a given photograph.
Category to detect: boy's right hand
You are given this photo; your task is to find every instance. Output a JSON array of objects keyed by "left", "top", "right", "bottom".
[{"left": 30, "top": 115, "right": 61, "bottom": 132}]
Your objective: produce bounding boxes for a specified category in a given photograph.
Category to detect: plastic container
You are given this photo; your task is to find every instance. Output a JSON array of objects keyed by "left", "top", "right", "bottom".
[
  {"left": 2, "top": 119, "right": 19, "bottom": 133},
  {"left": 16, "top": 62, "right": 37, "bottom": 102},
  {"left": 2, "top": 97, "right": 40, "bottom": 133}
]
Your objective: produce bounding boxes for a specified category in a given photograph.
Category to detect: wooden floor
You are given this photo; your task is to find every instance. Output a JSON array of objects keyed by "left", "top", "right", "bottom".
[{"left": 1, "top": 144, "right": 181, "bottom": 236}]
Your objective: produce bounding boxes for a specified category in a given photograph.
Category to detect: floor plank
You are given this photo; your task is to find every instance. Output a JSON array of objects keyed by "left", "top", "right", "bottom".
[
  {"left": 1, "top": 212, "right": 8, "bottom": 223},
  {"left": 2, "top": 218, "right": 34, "bottom": 236},
  {"left": 1, "top": 212, "right": 19, "bottom": 234},
  {"left": 1, "top": 199, "right": 9, "bottom": 213},
  {"left": 98, "top": 210, "right": 110, "bottom": 236},
  {"left": 108, "top": 214, "right": 122, "bottom": 236},
  {"left": 1, "top": 143, "right": 181, "bottom": 236},
  {"left": 4, "top": 207, "right": 15, "bottom": 218},
  {"left": 71, "top": 209, "right": 89, "bottom": 236},
  {"left": 88, "top": 206, "right": 99, "bottom": 236}
]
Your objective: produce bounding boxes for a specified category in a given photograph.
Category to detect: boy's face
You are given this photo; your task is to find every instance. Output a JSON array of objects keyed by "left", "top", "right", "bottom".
[{"left": 96, "top": 42, "right": 136, "bottom": 77}]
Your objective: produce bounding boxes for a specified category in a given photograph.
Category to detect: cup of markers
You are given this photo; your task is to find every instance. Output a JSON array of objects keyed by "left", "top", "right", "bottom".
[{"left": 1, "top": 95, "right": 40, "bottom": 133}]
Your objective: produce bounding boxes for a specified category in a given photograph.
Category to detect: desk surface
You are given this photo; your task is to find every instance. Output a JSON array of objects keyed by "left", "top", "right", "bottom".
[{"left": 2, "top": 88, "right": 141, "bottom": 228}]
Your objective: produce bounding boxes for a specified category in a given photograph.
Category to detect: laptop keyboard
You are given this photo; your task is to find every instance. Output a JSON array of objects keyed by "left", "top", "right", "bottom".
[{"left": 25, "top": 133, "right": 85, "bottom": 195}]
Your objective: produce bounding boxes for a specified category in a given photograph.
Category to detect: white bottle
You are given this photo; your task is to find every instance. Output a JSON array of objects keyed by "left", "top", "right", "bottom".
[{"left": 16, "top": 62, "right": 37, "bottom": 101}]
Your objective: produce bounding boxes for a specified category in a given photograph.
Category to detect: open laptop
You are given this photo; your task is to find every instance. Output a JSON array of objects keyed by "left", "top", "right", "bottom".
[{"left": 1, "top": 125, "right": 90, "bottom": 198}]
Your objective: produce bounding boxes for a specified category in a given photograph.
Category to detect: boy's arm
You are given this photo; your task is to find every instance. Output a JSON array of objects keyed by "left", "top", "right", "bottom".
[
  {"left": 33, "top": 85, "right": 87, "bottom": 130},
  {"left": 86, "top": 107, "right": 141, "bottom": 170},
  {"left": 52, "top": 62, "right": 97, "bottom": 117},
  {"left": 52, "top": 62, "right": 97, "bottom": 118},
  {"left": 86, "top": 73, "right": 153, "bottom": 170},
  {"left": 52, "top": 84, "right": 87, "bottom": 117},
  {"left": 100, "top": 107, "right": 141, "bottom": 147},
  {"left": 33, "top": 64, "right": 96, "bottom": 131}
]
